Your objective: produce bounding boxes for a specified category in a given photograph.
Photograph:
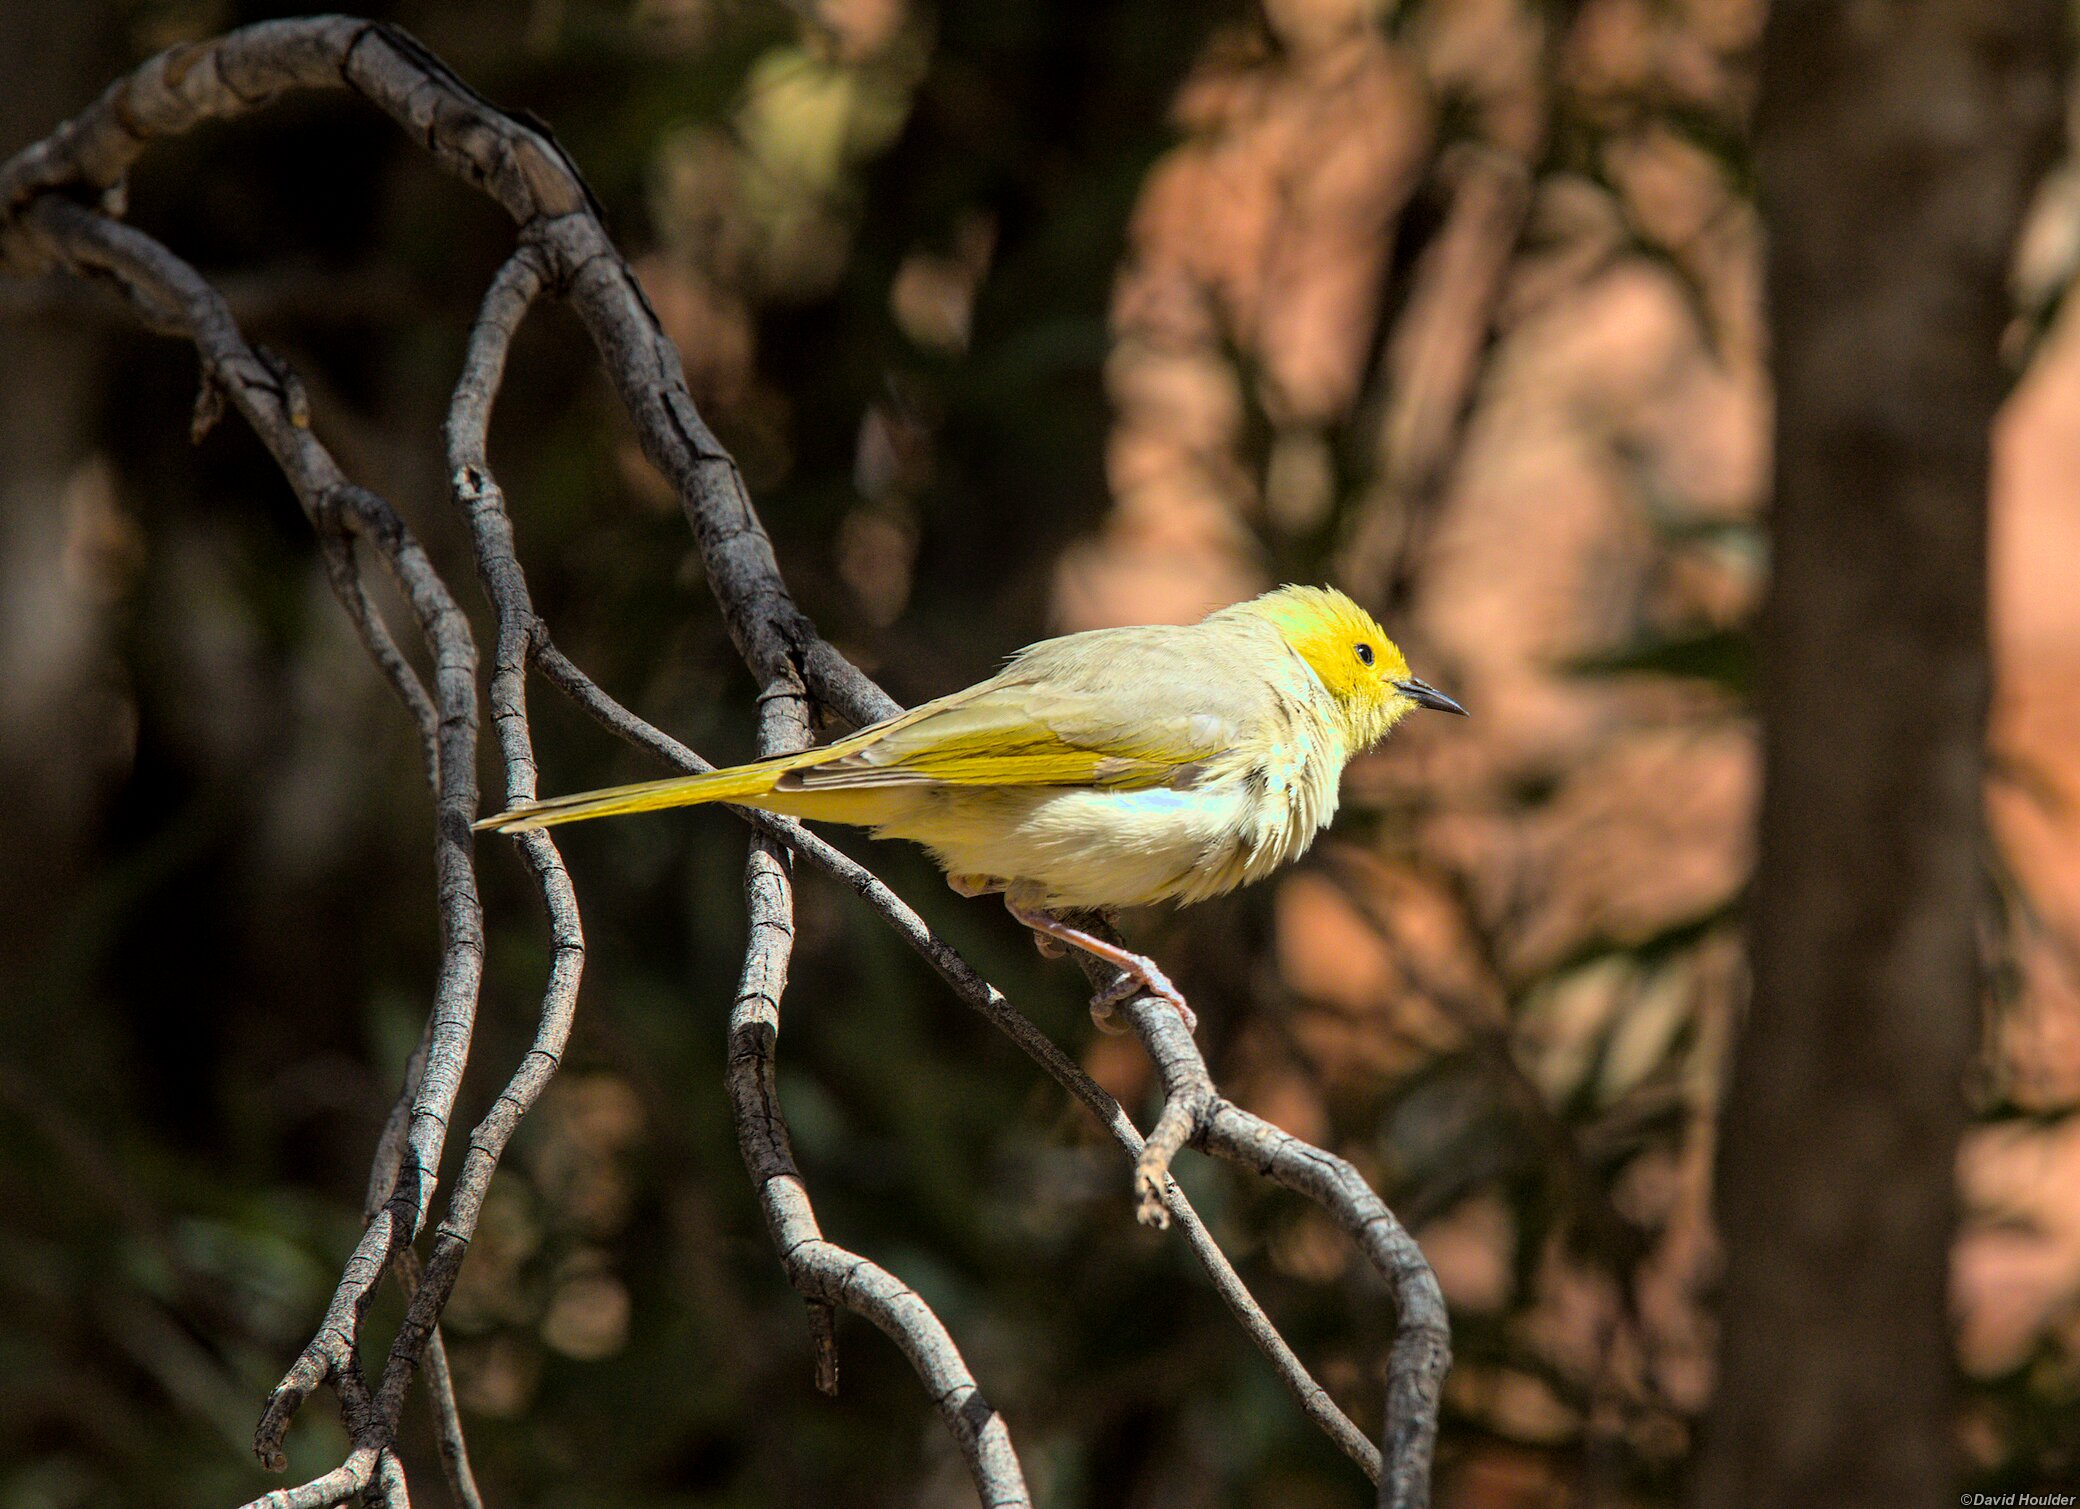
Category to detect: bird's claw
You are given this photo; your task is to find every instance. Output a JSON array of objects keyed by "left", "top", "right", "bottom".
[
  {"left": 999, "top": 898, "right": 1195, "bottom": 1034},
  {"left": 1089, "top": 965, "right": 1197, "bottom": 1036}
]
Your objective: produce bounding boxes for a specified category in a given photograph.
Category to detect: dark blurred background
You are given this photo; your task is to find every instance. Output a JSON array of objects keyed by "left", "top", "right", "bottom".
[{"left": 3, "top": 1, "right": 2079, "bottom": 1505}]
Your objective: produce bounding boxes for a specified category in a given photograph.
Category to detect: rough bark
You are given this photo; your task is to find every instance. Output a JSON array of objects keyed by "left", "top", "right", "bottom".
[{"left": 1696, "top": 6, "right": 2067, "bottom": 1508}]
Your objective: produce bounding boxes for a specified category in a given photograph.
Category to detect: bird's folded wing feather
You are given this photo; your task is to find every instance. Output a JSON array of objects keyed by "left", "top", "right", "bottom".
[{"left": 780, "top": 676, "right": 1242, "bottom": 792}]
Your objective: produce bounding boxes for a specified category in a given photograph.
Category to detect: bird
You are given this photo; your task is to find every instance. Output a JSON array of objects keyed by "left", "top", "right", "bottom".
[{"left": 475, "top": 585, "right": 1464, "bottom": 1032}]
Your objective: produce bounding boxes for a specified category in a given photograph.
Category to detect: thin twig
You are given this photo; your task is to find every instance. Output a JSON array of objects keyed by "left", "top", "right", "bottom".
[
  {"left": 358, "top": 1021, "right": 484, "bottom": 1509},
  {"left": 1077, "top": 941, "right": 1451, "bottom": 1509},
  {"left": 393, "top": 1252, "right": 485, "bottom": 1509}
]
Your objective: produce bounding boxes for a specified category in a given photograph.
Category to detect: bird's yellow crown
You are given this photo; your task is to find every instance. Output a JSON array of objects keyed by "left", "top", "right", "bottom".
[{"left": 1220, "top": 584, "right": 1414, "bottom": 750}]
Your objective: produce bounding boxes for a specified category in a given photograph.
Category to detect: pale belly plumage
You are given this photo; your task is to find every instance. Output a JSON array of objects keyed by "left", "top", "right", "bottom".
[{"left": 866, "top": 747, "right": 1340, "bottom": 912}]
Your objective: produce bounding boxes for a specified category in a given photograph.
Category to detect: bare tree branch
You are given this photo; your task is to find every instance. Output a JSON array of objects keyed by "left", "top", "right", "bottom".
[
  {"left": 1077, "top": 944, "right": 1451, "bottom": 1509},
  {"left": 0, "top": 16, "right": 1449, "bottom": 1506},
  {"left": 732, "top": 696, "right": 1029, "bottom": 1504},
  {"left": 453, "top": 245, "right": 1033, "bottom": 1506},
  {"left": 11, "top": 194, "right": 486, "bottom": 1506},
  {"left": 359, "top": 1019, "right": 485, "bottom": 1509}
]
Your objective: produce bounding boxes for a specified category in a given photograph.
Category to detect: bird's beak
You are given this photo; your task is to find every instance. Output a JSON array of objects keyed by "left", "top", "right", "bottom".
[{"left": 1395, "top": 677, "right": 1468, "bottom": 716}]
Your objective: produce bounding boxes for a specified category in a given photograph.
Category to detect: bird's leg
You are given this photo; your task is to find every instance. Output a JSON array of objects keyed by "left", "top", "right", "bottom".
[{"left": 1003, "top": 900, "right": 1197, "bottom": 1035}]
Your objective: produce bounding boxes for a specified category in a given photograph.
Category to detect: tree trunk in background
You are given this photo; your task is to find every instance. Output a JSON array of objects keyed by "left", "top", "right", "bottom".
[{"left": 1697, "top": 6, "right": 2066, "bottom": 1509}]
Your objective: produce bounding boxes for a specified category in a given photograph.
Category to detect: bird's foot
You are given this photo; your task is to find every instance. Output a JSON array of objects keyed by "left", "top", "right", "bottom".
[
  {"left": 1089, "top": 958, "right": 1196, "bottom": 1036},
  {"left": 945, "top": 871, "right": 1000, "bottom": 899},
  {"left": 1003, "top": 899, "right": 1196, "bottom": 1035}
]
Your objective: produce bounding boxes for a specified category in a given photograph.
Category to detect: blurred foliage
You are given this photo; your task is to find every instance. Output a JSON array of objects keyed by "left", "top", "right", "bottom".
[{"left": 3, "top": 1, "right": 2080, "bottom": 1507}]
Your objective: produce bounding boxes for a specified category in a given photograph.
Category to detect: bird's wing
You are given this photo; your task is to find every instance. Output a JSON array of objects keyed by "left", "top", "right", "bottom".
[{"left": 783, "top": 652, "right": 1251, "bottom": 793}]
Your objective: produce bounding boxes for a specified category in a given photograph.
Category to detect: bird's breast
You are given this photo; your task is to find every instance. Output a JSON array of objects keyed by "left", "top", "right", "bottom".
[{"left": 1216, "top": 727, "right": 1343, "bottom": 891}]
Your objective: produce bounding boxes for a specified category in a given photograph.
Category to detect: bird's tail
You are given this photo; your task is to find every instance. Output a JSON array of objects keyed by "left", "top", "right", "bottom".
[{"left": 473, "top": 760, "right": 785, "bottom": 834}]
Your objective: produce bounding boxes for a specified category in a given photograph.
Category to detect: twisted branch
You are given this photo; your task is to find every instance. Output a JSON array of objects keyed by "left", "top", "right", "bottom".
[
  {"left": 1, "top": 16, "right": 1448, "bottom": 1508},
  {"left": 12, "top": 193, "right": 486, "bottom": 1504},
  {"left": 1075, "top": 944, "right": 1451, "bottom": 1509}
]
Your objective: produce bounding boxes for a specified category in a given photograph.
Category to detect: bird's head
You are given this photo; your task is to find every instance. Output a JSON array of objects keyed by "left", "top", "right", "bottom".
[{"left": 1230, "top": 585, "right": 1466, "bottom": 750}]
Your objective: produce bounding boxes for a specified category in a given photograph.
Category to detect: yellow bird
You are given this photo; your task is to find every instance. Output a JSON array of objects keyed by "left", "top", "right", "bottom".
[{"left": 476, "top": 585, "right": 1464, "bottom": 1030}]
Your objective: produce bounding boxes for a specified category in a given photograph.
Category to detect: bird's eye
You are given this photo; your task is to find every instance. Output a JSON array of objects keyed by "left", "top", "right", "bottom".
[{"left": 1354, "top": 642, "right": 1375, "bottom": 667}]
